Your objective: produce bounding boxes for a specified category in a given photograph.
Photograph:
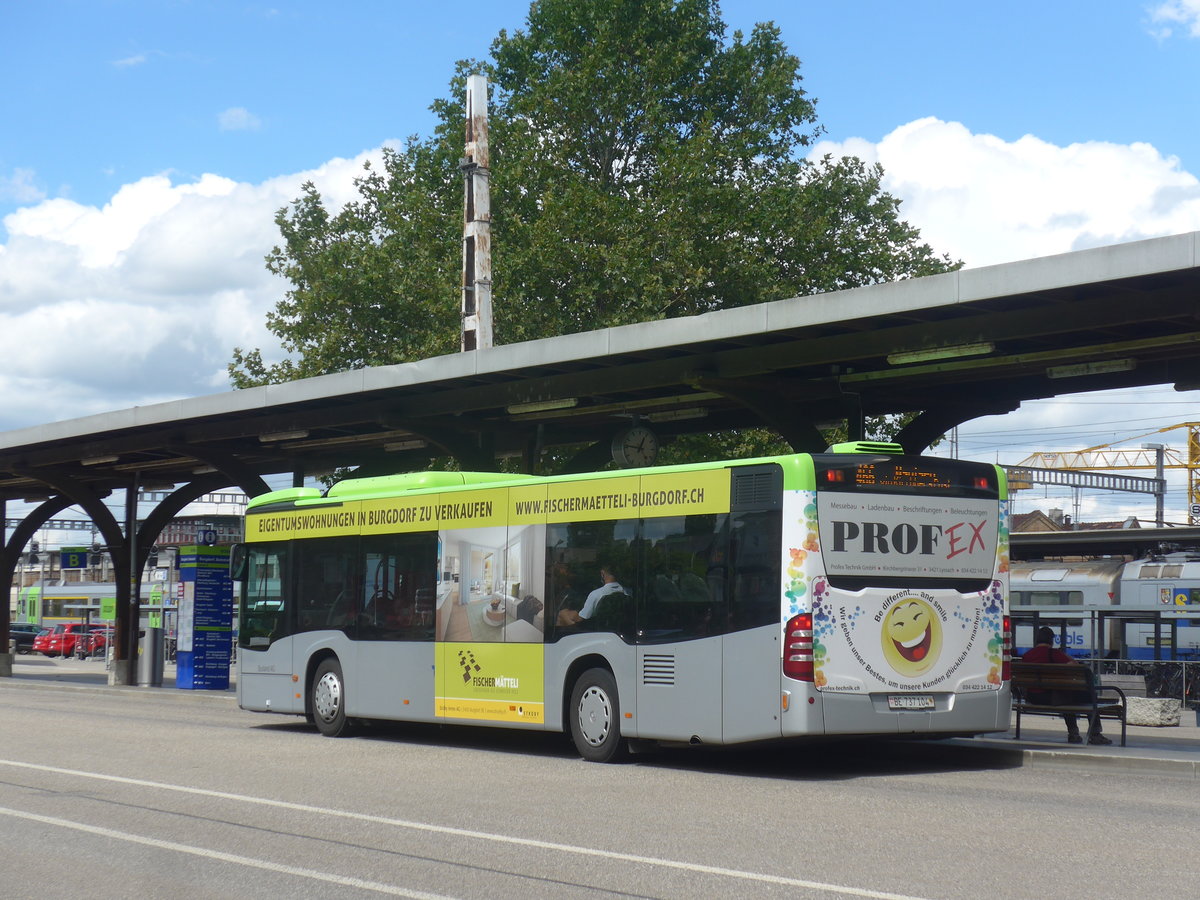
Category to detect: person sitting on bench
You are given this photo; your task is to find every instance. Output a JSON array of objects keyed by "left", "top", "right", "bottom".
[{"left": 1021, "top": 626, "right": 1112, "bottom": 745}]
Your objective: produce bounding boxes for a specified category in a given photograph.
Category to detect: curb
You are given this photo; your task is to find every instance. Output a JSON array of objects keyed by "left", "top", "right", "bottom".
[
  {"left": 942, "top": 736, "right": 1200, "bottom": 780},
  {"left": 1017, "top": 747, "right": 1200, "bottom": 779}
]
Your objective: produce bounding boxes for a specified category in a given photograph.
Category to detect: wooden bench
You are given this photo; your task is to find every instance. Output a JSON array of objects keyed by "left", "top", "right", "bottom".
[{"left": 1010, "top": 661, "right": 1128, "bottom": 746}]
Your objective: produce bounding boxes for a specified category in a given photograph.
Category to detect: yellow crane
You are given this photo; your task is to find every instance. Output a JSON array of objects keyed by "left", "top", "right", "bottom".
[{"left": 1013, "top": 422, "right": 1200, "bottom": 525}]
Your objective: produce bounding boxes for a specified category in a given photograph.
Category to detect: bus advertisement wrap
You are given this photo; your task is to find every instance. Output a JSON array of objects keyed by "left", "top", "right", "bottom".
[
  {"left": 816, "top": 493, "right": 998, "bottom": 580},
  {"left": 815, "top": 585, "right": 1004, "bottom": 694},
  {"left": 435, "top": 643, "right": 545, "bottom": 724},
  {"left": 787, "top": 490, "right": 1006, "bottom": 694},
  {"left": 247, "top": 469, "right": 732, "bottom": 540}
]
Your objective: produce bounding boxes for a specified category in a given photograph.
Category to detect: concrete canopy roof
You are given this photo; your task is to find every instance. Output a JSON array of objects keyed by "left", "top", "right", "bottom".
[
  {"left": 1, "top": 230, "right": 1198, "bottom": 501},
  {"left": 1012, "top": 526, "right": 1200, "bottom": 559}
]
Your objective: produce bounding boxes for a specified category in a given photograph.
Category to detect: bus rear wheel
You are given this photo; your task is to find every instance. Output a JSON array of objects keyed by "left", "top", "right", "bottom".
[
  {"left": 311, "top": 658, "right": 354, "bottom": 737},
  {"left": 569, "top": 668, "right": 628, "bottom": 762}
]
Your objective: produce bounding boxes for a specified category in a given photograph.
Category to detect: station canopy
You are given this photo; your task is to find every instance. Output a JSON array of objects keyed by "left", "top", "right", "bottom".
[{"left": 2, "top": 230, "right": 1199, "bottom": 503}]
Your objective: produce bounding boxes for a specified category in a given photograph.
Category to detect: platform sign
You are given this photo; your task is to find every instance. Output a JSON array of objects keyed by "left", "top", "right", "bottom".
[
  {"left": 60, "top": 547, "right": 88, "bottom": 569},
  {"left": 175, "top": 544, "right": 233, "bottom": 691}
]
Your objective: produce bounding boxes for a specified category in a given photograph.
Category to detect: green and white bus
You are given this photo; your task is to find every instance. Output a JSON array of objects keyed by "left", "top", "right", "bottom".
[{"left": 235, "top": 442, "right": 1011, "bottom": 761}]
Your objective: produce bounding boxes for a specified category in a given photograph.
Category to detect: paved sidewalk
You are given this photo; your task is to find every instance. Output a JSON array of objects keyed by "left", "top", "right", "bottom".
[
  {"left": 4, "top": 651, "right": 236, "bottom": 694},
  {"left": 952, "top": 705, "right": 1200, "bottom": 779},
  {"left": 5, "top": 654, "right": 1198, "bottom": 776}
]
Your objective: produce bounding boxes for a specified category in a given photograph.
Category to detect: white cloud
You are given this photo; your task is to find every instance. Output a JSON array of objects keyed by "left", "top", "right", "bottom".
[
  {"left": 0, "top": 149, "right": 389, "bottom": 430},
  {"left": 1148, "top": 0, "right": 1200, "bottom": 38},
  {"left": 112, "top": 53, "right": 148, "bottom": 68},
  {"left": 0, "top": 168, "right": 45, "bottom": 204},
  {"left": 810, "top": 117, "right": 1200, "bottom": 267},
  {"left": 218, "top": 107, "right": 262, "bottom": 132}
]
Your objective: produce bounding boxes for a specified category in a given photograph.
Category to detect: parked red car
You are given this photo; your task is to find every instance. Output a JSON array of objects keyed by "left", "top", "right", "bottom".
[{"left": 32, "top": 623, "right": 108, "bottom": 657}]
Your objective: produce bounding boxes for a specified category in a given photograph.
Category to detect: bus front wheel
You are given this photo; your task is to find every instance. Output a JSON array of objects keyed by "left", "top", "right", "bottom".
[
  {"left": 311, "top": 658, "right": 353, "bottom": 737},
  {"left": 569, "top": 668, "right": 628, "bottom": 763}
]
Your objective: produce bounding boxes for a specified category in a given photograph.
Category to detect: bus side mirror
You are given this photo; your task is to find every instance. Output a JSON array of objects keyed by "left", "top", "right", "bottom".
[{"left": 229, "top": 544, "right": 248, "bottom": 580}]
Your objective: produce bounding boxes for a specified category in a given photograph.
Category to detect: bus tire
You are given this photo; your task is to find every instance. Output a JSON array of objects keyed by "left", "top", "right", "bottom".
[
  {"left": 311, "top": 658, "right": 353, "bottom": 737},
  {"left": 569, "top": 668, "right": 627, "bottom": 763}
]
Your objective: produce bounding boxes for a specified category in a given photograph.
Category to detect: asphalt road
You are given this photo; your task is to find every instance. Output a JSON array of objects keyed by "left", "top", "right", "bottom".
[{"left": 0, "top": 680, "right": 1196, "bottom": 900}]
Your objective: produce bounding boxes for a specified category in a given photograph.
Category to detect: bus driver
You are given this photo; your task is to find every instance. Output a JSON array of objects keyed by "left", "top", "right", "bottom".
[{"left": 557, "top": 566, "right": 623, "bottom": 626}]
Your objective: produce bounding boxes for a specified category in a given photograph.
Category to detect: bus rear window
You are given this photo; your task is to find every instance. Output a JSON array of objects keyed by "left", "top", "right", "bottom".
[{"left": 814, "top": 455, "right": 999, "bottom": 591}]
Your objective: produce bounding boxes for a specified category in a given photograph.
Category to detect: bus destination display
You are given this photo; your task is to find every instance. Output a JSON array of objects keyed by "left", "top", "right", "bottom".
[
  {"left": 852, "top": 462, "right": 952, "bottom": 489},
  {"left": 818, "top": 457, "right": 996, "bottom": 496}
]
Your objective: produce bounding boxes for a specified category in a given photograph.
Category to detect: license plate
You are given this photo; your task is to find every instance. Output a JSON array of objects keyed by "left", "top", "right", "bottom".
[{"left": 887, "top": 694, "right": 935, "bottom": 710}]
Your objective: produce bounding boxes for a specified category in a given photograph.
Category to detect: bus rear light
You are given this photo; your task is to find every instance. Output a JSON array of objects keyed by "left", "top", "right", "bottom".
[
  {"left": 973, "top": 475, "right": 991, "bottom": 489},
  {"left": 1001, "top": 615, "right": 1012, "bottom": 681},
  {"left": 825, "top": 470, "right": 845, "bottom": 483},
  {"left": 783, "top": 613, "right": 815, "bottom": 682}
]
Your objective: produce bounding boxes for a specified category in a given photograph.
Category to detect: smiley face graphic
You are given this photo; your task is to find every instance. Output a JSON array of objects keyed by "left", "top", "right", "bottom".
[{"left": 880, "top": 597, "right": 943, "bottom": 676}]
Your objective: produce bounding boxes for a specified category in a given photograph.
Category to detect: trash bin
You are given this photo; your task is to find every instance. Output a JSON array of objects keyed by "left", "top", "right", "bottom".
[{"left": 137, "top": 627, "right": 164, "bottom": 687}]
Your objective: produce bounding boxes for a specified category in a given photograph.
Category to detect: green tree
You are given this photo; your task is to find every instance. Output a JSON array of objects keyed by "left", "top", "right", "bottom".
[
  {"left": 231, "top": 0, "right": 957, "bottom": 456},
  {"left": 230, "top": 136, "right": 463, "bottom": 385}
]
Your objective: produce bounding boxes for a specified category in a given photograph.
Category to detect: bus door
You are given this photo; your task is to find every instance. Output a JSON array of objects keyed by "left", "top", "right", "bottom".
[
  {"left": 238, "top": 541, "right": 299, "bottom": 713},
  {"left": 634, "top": 512, "right": 724, "bottom": 743},
  {"left": 721, "top": 500, "right": 785, "bottom": 743}
]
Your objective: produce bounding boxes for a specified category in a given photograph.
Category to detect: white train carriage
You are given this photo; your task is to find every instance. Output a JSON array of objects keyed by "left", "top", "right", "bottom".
[{"left": 1011, "top": 554, "right": 1200, "bottom": 659}]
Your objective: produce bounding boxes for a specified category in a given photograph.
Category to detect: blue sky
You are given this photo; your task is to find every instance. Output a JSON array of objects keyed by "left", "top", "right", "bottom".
[
  {"left": 4, "top": 1, "right": 1198, "bottom": 218},
  {"left": 2, "top": 0, "right": 1200, "bottom": 524},
  {"left": 797, "top": 1, "right": 1200, "bottom": 170}
]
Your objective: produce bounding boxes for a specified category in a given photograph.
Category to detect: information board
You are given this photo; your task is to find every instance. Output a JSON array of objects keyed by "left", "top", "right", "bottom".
[{"left": 175, "top": 544, "right": 233, "bottom": 690}]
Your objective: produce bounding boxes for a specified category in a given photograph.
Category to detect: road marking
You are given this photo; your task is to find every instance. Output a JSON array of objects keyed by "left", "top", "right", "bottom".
[
  {"left": 0, "top": 804, "right": 456, "bottom": 899},
  {"left": 0, "top": 758, "right": 931, "bottom": 900}
]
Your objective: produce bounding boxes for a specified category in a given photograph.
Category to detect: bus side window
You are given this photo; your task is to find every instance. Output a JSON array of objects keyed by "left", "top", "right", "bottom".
[
  {"left": 359, "top": 532, "right": 438, "bottom": 642},
  {"left": 728, "top": 509, "right": 781, "bottom": 632},
  {"left": 544, "top": 520, "right": 637, "bottom": 642},
  {"left": 295, "top": 537, "right": 360, "bottom": 634},
  {"left": 639, "top": 514, "right": 728, "bottom": 643}
]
